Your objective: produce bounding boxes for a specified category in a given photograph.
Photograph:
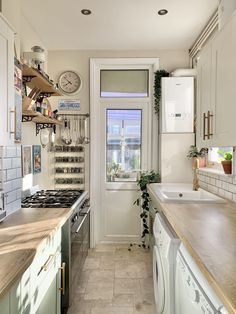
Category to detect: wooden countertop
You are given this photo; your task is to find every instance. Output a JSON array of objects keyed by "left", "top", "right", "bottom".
[
  {"left": 148, "top": 184, "right": 236, "bottom": 314},
  {"left": 0, "top": 207, "right": 72, "bottom": 298}
]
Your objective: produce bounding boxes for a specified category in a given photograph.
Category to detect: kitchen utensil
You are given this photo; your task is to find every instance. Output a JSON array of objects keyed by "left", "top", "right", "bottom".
[
  {"left": 61, "top": 117, "right": 72, "bottom": 145},
  {"left": 77, "top": 117, "right": 85, "bottom": 144},
  {"left": 84, "top": 117, "right": 90, "bottom": 144}
]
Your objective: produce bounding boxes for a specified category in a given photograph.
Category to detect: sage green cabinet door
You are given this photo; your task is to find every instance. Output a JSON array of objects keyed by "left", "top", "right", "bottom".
[
  {"left": 35, "top": 276, "right": 57, "bottom": 314},
  {"left": 0, "top": 293, "right": 10, "bottom": 314}
]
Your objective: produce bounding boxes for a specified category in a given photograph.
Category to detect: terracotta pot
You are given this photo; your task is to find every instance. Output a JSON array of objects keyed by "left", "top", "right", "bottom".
[
  {"left": 221, "top": 160, "right": 232, "bottom": 174},
  {"left": 192, "top": 157, "right": 206, "bottom": 168}
]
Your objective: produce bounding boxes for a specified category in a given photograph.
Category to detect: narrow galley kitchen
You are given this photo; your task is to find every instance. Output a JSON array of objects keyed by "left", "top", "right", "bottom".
[{"left": 1, "top": 0, "right": 236, "bottom": 314}]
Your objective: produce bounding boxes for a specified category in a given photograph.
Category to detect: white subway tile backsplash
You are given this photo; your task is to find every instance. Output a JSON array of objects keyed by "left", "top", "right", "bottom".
[
  {"left": 224, "top": 190, "right": 233, "bottom": 201},
  {"left": 0, "top": 146, "right": 22, "bottom": 216},
  {"left": 11, "top": 158, "right": 21, "bottom": 168},
  {"left": 16, "top": 146, "right": 21, "bottom": 157},
  {"left": 16, "top": 188, "right": 22, "bottom": 199},
  {"left": 222, "top": 181, "right": 229, "bottom": 191},
  {"left": 6, "top": 146, "right": 17, "bottom": 158},
  {"left": 12, "top": 178, "right": 22, "bottom": 190},
  {"left": 6, "top": 169, "right": 17, "bottom": 181},
  {"left": 3, "top": 181, "right": 12, "bottom": 193},
  {"left": 210, "top": 178, "right": 216, "bottom": 186},
  {"left": 0, "top": 158, "right": 12, "bottom": 170},
  {"left": 16, "top": 168, "right": 22, "bottom": 178},
  {"left": 6, "top": 190, "right": 17, "bottom": 204}
]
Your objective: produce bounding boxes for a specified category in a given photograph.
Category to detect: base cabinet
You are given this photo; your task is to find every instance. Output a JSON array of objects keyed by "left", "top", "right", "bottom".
[{"left": 0, "top": 230, "right": 62, "bottom": 314}]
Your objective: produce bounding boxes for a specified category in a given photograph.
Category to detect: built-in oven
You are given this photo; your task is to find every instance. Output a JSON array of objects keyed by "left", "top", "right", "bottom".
[
  {"left": 71, "top": 202, "right": 90, "bottom": 285},
  {"left": 61, "top": 196, "right": 90, "bottom": 314}
]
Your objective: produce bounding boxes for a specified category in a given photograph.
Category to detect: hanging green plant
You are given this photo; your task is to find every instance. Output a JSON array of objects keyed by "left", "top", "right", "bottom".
[
  {"left": 134, "top": 171, "right": 161, "bottom": 248},
  {"left": 154, "top": 70, "right": 169, "bottom": 116}
]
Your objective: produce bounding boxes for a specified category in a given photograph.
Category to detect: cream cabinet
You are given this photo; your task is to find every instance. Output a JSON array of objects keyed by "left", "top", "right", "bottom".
[
  {"left": 0, "top": 14, "right": 15, "bottom": 146},
  {"left": 196, "top": 11, "right": 236, "bottom": 147},
  {"left": 196, "top": 42, "right": 213, "bottom": 148}
]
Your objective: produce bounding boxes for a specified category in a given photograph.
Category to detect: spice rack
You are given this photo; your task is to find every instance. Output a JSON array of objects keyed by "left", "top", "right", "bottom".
[{"left": 53, "top": 145, "right": 85, "bottom": 190}]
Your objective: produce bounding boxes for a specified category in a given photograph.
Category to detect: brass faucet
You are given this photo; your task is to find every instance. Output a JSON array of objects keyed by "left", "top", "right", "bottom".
[{"left": 193, "top": 158, "right": 200, "bottom": 191}]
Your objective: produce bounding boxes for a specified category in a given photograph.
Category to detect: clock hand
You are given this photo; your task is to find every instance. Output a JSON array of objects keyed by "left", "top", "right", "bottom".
[{"left": 64, "top": 78, "right": 72, "bottom": 85}]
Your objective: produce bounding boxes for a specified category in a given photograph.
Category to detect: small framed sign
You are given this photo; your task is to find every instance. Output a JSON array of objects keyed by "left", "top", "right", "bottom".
[
  {"left": 32, "top": 145, "right": 41, "bottom": 174},
  {"left": 58, "top": 99, "right": 81, "bottom": 111}
]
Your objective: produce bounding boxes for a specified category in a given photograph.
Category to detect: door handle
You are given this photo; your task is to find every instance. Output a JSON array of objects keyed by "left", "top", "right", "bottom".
[
  {"left": 207, "top": 110, "right": 213, "bottom": 138},
  {"left": 203, "top": 113, "right": 208, "bottom": 140},
  {"left": 59, "top": 262, "right": 66, "bottom": 295}
]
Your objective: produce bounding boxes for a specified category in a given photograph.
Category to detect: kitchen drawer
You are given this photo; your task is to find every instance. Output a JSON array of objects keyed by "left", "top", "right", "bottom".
[
  {"left": 30, "top": 229, "right": 61, "bottom": 296},
  {"left": 31, "top": 251, "right": 61, "bottom": 313}
]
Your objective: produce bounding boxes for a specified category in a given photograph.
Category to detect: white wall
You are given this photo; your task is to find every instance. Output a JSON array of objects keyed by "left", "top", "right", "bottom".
[{"left": 48, "top": 49, "right": 190, "bottom": 188}]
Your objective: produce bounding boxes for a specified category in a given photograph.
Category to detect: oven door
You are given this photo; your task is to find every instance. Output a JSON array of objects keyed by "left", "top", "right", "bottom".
[{"left": 71, "top": 206, "right": 91, "bottom": 286}]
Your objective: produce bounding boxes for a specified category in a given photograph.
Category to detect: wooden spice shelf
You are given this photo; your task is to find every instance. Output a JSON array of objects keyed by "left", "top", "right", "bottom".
[
  {"left": 22, "top": 110, "right": 63, "bottom": 126},
  {"left": 22, "top": 65, "right": 62, "bottom": 96}
]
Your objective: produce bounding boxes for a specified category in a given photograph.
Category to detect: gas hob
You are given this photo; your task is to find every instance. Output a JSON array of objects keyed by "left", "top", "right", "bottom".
[{"left": 21, "top": 189, "right": 86, "bottom": 208}]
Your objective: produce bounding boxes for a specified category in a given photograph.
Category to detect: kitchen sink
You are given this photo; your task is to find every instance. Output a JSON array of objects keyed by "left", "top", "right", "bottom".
[{"left": 148, "top": 183, "right": 226, "bottom": 203}]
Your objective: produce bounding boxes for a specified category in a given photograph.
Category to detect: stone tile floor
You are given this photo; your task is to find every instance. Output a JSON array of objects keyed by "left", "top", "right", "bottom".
[{"left": 68, "top": 244, "right": 155, "bottom": 314}]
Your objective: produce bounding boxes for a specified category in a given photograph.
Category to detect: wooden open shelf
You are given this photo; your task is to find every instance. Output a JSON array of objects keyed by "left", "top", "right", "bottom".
[
  {"left": 22, "top": 110, "right": 41, "bottom": 117},
  {"left": 32, "top": 115, "right": 63, "bottom": 125},
  {"left": 22, "top": 65, "right": 62, "bottom": 96},
  {"left": 22, "top": 110, "right": 63, "bottom": 126}
]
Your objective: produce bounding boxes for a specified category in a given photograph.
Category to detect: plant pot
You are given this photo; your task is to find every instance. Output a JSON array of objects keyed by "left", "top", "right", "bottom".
[
  {"left": 221, "top": 160, "right": 232, "bottom": 174},
  {"left": 192, "top": 157, "right": 206, "bottom": 168}
]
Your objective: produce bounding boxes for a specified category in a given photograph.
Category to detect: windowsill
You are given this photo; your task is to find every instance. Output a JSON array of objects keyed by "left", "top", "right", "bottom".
[{"left": 198, "top": 167, "right": 233, "bottom": 177}]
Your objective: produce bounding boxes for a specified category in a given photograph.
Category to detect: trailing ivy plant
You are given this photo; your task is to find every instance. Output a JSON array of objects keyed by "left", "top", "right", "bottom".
[
  {"left": 134, "top": 171, "right": 161, "bottom": 248},
  {"left": 154, "top": 70, "right": 169, "bottom": 116}
]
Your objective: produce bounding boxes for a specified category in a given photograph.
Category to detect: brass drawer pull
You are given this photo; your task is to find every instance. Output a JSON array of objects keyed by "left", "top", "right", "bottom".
[
  {"left": 203, "top": 112, "right": 208, "bottom": 140},
  {"left": 59, "top": 262, "right": 66, "bottom": 295},
  {"left": 208, "top": 110, "right": 213, "bottom": 138}
]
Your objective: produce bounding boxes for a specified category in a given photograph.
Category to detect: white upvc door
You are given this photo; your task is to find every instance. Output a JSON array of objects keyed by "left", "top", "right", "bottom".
[{"left": 90, "top": 58, "right": 159, "bottom": 246}]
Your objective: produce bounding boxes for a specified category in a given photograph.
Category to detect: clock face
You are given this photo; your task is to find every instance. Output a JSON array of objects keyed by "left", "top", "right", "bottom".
[{"left": 58, "top": 71, "right": 82, "bottom": 94}]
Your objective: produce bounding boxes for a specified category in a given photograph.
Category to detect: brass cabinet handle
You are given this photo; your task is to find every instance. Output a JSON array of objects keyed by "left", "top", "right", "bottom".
[
  {"left": 59, "top": 262, "right": 66, "bottom": 295},
  {"left": 208, "top": 110, "right": 213, "bottom": 138},
  {"left": 203, "top": 112, "right": 208, "bottom": 140},
  {"left": 42, "top": 254, "right": 55, "bottom": 272}
]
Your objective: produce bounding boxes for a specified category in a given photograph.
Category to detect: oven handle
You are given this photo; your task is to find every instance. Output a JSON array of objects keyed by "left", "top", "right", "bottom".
[
  {"left": 75, "top": 207, "right": 90, "bottom": 233},
  {"left": 79, "top": 206, "right": 91, "bottom": 217}
]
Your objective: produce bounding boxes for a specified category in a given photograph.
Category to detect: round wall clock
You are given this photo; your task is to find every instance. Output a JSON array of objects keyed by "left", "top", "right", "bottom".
[{"left": 58, "top": 70, "right": 82, "bottom": 95}]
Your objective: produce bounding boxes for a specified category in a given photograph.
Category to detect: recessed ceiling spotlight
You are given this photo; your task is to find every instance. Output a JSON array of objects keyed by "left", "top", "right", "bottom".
[
  {"left": 158, "top": 9, "right": 168, "bottom": 16},
  {"left": 81, "top": 9, "right": 92, "bottom": 15}
]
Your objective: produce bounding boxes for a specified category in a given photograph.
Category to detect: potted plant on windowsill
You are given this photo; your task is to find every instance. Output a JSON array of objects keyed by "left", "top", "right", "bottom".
[
  {"left": 220, "top": 152, "right": 232, "bottom": 174},
  {"left": 187, "top": 146, "right": 208, "bottom": 168}
]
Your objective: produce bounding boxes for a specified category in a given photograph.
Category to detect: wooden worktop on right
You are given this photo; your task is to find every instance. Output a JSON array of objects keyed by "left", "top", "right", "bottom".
[{"left": 148, "top": 184, "right": 236, "bottom": 314}]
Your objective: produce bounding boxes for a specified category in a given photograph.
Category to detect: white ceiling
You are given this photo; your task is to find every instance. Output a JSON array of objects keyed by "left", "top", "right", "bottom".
[{"left": 21, "top": 0, "right": 219, "bottom": 50}]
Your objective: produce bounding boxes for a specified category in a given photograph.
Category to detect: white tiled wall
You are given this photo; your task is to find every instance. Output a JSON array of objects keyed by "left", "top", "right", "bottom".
[
  {"left": 0, "top": 146, "right": 22, "bottom": 216},
  {"left": 198, "top": 169, "right": 236, "bottom": 202}
]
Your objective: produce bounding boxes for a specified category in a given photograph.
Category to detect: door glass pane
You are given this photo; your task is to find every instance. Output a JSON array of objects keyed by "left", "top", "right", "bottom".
[
  {"left": 101, "top": 70, "right": 149, "bottom": 97},
  {"left": 106, "top": 109, "right": 142, "bottom": 182}
]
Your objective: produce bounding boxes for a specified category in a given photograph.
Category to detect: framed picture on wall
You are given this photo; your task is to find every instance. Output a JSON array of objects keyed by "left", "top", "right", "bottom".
[
  {"left": 22, "top": 146, "right": 32, "bottom": 177},
  {"left": 32, "top": 145, "right": 41, "bottom": 174}
]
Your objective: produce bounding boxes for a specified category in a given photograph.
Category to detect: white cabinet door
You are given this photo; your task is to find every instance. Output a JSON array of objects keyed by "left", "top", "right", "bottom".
[
  {"left": 196, "top": 42, "right": 213, "bottom": 148},
  {"left": 0, "top": 15, "right": 15, "bottom": 146},
  {"left": 211, "top": 13, "right": 236, "bottom": 146}
]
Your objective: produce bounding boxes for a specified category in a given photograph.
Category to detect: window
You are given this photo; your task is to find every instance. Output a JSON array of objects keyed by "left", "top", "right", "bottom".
[
  {"left": 208, "top": 147, "right": 233, "bottom": 163},
  {"left": 106, "top": 109, "right": 142, "bottom": 182},
  {"left": 100, "top": 70, "right": 149, "bottom": 98}
]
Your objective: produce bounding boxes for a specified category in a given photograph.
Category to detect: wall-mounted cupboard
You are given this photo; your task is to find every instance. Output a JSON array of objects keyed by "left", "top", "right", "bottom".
[
  {"left": 0, "top": 14, "right": 15, "bottom": 146},
  {"left": 196, "top": 11, "right": 236, "bottom": 148}
]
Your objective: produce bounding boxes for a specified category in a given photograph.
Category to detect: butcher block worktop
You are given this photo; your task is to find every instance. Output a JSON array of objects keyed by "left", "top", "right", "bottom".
[
  {"left": 148, "top": 184, "right": 236, "bottom": 314},
  {"left": 0, "top": 207, "right": 72, "bottom": 298}
]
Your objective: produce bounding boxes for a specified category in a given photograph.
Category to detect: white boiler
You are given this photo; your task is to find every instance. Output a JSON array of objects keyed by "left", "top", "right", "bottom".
[{"left": 161, "top": 77, "right": 194, "bottom": 133}]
